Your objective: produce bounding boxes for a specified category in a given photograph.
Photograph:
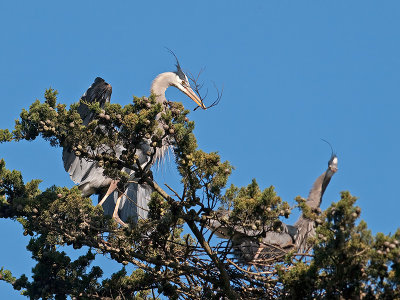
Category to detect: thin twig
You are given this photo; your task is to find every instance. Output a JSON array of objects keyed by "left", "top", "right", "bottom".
[
  {"left": 186, "top": 70, "right": 223, "bottom": 110},
  {"left": 227, "top": 259, "right": 274, "bottom": 276}
]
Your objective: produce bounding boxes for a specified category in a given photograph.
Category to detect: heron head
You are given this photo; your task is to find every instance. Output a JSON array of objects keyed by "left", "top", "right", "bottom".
[
  {"left": 167, "top": 48, "right": 206, "bottom": 109},
  {"left": 171, "top": 71, "right": 206, "bottom": 109},
  {"left": 328, "top": 155, "right": 338, "bottom": 173},
  {"left": 321, "top": 139, "right": 338, "bottom": 173}
]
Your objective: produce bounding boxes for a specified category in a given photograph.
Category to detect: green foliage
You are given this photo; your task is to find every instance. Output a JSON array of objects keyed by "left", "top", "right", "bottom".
[
  {"left": 44, "top": 88, "right": 58, "bottom": 108},
  {"left": 0, "top": 129, "right": 13, "bottom": 142},
  {"left": 0, "top": 89, "right": 238, "bottom": 298},
  {"left": 0, "top": 88, "right": 399, "bottom": 299},
  {"left": 217, "top": 179, "right": 291, "bottom": 235},
  {"left": 279, "top": 191, "right": 400, "bottom": 299},
  {"left": 0, "top": 267, "right": 16, "bottom": 284}
]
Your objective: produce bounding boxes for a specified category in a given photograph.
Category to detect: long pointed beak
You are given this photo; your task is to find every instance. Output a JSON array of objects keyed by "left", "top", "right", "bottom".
[{"left": 183, "top": 86, "right": 206, "bottom": 110}]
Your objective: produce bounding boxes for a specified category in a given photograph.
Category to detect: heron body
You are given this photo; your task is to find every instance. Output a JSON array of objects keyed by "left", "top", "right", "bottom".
[
  {"left": 63, "top": 57, "right": 204, "bottom": 224},
  {"left": 207, "top": 154, "right": 338, "bottom": 262}
]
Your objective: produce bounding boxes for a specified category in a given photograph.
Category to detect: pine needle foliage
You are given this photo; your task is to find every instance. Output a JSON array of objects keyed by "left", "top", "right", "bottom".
[{"left": 0, "top": 89, "right": 399, "bottom": 299}]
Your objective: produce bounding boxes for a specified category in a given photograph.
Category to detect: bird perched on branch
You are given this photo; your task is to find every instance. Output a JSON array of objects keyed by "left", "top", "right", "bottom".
[
  {"left": 291, "top": 152, "right": 338, "bottom": 253},
  {"left": 207, "top": 152, "right": 338, "bottom": 263},
  {"left": 63, "top": 54, "right": 206, "bottom": 225}
]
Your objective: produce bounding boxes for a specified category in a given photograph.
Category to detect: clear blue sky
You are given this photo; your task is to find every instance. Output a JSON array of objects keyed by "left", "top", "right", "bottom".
[{"left": 1, "top": 1, "right": 400, "bottom": 298}]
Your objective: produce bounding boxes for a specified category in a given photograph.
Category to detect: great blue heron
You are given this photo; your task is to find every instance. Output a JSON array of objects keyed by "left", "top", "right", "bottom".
[
  {"left": 207, "top": 152, "right": 338, "bottom": 263},
  {"left": 63, "top": 55, "right": 205, "bottom": 225}
]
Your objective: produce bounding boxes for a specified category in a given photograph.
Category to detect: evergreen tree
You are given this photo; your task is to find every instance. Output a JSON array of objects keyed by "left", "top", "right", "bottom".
[{"left": 0, "top": 89, "right": 399, "bottom": 299}]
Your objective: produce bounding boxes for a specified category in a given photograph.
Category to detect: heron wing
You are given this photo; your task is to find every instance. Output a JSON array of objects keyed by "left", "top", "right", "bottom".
[
  {"left": 77, "top": 77, "right": 112, "bottom": 125},
  {"left": 62, "top": 77, "right": 112, "bottom": 183}
]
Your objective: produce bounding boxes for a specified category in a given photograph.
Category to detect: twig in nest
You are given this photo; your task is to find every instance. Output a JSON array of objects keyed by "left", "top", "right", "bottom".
[{"left": 227, "top": 258, "right": 274, "bottom": 275}]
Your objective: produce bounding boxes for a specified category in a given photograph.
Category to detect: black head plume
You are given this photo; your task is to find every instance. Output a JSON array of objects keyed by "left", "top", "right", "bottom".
[
  {"left": 321, "top": 139, "right": 338, "bottom": 170},
  {"left": 165, "top": 47, "right": 186, "bottom": 80},
  {"left": 321, "top": 139, "right": 336, "bottom": 158}
]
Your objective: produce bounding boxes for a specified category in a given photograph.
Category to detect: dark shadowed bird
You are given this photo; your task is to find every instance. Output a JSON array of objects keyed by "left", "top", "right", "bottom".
[
  {"left": 63, "top": 57, "right": 205, "bottom": 225},
  {"left": 207, "top": 153, "right": 338, "bottom": 263}
]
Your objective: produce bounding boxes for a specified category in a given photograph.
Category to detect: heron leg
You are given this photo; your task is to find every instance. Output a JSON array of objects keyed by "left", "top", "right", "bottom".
[
  {"left": 112, "top": 193, "right": 127, "bottom": 227},
  {"left": 254, "top": 245, "right": 263, "bottom": 261},
  {"left": 98, "top": 180, "right": 119, "bottom": 207}
]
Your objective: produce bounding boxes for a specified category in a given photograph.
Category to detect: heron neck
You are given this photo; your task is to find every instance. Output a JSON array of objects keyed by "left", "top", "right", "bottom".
[
  {"left": 306, "top": 172, "right": 325, "bottom": 208},
  {"left": 150, "top": 72, "right": 175, "bottom": 103}
]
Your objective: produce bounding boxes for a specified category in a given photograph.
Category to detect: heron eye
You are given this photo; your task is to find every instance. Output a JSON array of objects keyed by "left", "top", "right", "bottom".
[{"left": 181, "top": 80, "right": 186, "bottom": 86}]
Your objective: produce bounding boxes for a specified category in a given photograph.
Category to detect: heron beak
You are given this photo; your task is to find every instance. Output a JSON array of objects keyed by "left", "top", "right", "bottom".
[
  {"left": 183, "top": 86, "right": 206, "bottom": 110},
  {"left": 329, "top": 166, "right": 338, "bottom": 173}
]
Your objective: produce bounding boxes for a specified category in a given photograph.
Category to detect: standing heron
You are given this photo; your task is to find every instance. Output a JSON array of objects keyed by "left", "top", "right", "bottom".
[
  {"left": 207, "top": 152, "right": 338, "bottom": 263},
  {"left": 63, "top": 54, "right": 205, "bottom": 224}
]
